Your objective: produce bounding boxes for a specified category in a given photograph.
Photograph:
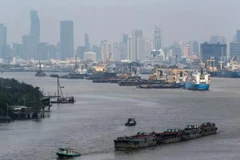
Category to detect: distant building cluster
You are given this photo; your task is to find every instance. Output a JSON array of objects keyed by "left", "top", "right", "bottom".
[{"left": 0, "top": 9, "right": 239, "bottom": 69}]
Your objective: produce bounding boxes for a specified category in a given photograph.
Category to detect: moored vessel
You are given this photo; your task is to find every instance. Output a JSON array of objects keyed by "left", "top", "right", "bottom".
[
  {"left": 35, "top": 60, "right": 46, "bottom": 77},
  {"left": 183, "top": 68, "right": 210, "bottom": 91}
]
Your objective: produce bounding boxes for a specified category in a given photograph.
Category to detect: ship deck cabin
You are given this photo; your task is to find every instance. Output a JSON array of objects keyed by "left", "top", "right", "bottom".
[
  {"left": 164, "top": 128, "right": 182, "bottom": 133},
  {"left": 184, "top": 125, "right": 199, "bottom": 130},
  {"left": 201, "top": 122, "right": 216, "bottom": 128}
]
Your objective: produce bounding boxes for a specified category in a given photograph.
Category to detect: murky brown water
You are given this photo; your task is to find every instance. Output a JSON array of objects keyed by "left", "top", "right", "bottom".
[{"left": 0, "top": 72, "right": 240, "bottom": 160}]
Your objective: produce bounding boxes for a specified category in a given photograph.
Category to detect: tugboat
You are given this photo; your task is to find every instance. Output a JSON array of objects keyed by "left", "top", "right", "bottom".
[
  {"left": 200, "top": 122, "right": 217, "bottom": 136},
  {"left": 56, "top": 147, "right": 81, "bottom": 158},
  {"left": 114, "top": 132, "right": 157, "bottom": 149},
  {"left": 35, "top": 60, "right": 46, "bottom": 77},
  {"left": 182, "top": 125, "right": 202, "bottom": 140},
  {"left": 125, "top": 117, "right": 136, "bottom": 126},
  {"left": 155, "top": 128, "right": 183, "bottom": 144}
]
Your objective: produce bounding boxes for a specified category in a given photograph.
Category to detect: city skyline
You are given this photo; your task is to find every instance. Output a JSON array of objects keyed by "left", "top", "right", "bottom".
[{"left": 0, "top": 0, "right": 240, "bottom": 47}]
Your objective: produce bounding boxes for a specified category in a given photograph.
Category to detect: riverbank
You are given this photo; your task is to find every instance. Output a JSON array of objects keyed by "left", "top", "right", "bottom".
[{"left": 0, "top": 77, "right": 48, "bottom": 122}]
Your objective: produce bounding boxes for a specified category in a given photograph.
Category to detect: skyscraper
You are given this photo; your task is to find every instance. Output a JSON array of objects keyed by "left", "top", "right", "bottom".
[
  {"left": 190, "top": 41, "right": 199, "bottom": 55},
  {"left": 30, "top": 10, "right": 40, "bottom": 42},
  {"left": 137, "top": 37, "right": 145, "bottom": 61},
  {"left": 122, "top": 34, "right": 128, "bottom": 44},
  {"left": 209, "top": 35, "right": 226, "bottom": 44},
  {"left": 154, "top": 25, "right": 164, "bottom": 50},
  {"left": 132, "top": 30, "right": 143, "bottom": 61},
  {"left": 113, "top": 43, "right": 120, "bottom": 61},
  {"left": 0, "top": 24, "right": 7, "bottom": 58},
  {"left": 92, "top": 45, "right": 101, "bottom": 61},
  {"left": 101, "top": 41, "right": 111, "bottom": 62},
  {"left": 237, "top": 30, "right": 240, "bottom": 42},
  {"left": 200, "top": 42, "right": 227, "bottom": 68},
  {"left": 127, "top": 36, "right": 132, "bottom": 60},
  {"left": 84, "top": 34, "right": 90, "bottom": 52},
  {"left": 119, "top": 34, "right": 128, "bottom": 60},
  {"left": 183, "top": 43, "right": 192, "bottom": 57},
  {"left": 22, "top": 34, "right": 35, "bottom": 60},
  {"left": 60, "top": 21, "right": 74, "bottom": 60}
]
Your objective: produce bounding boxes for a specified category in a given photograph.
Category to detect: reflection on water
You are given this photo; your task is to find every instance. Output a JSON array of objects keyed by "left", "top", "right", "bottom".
[{"left": 0, "top": 73, "right": 240, "bottom": 160}]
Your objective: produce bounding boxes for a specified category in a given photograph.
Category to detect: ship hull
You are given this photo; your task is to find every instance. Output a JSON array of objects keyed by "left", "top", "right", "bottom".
[
  {"left": 158, "top": 136, "right": 182, "bottom": 144},
  {"left": 114, "top": 140, "right": 157, "bottom": 149},
  {"left": 88, "top": 72, "right": 117, "bottom": 80},
  {"left": 183, "top": 83, "right": 209, "bottom": 91},
  {"left": 208, "top": 71, "right": 240, "bottom": 78}
]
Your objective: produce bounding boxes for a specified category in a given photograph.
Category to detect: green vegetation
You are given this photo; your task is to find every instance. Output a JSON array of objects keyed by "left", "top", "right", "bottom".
[{"left": 0, "top": 78, "right": 43, "bottom": 118}]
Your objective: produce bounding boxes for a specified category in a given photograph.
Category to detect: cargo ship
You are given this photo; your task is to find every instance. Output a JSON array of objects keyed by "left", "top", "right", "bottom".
[
  {"left": 183, "top": 68, "right": 210, "bottom": 91},
  {"left": 114, "top": 122, "right": 217, "bottom": 149},
  {"left": 207, "top": 57, "right": 240, "bottom": 78},
  {"left": 87, "top": 64, "right": 117, "bottom": 80},
  {"left": 208, "top": 70, "right": 240, "bottom": 78}
]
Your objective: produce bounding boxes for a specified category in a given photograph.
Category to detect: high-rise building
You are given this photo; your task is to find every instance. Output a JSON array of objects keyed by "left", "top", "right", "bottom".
[
  {"left": 118, "top": 34, "right": 128, "bottom": 60},
  {"left": 154, "top": 25, "right": 164, "bottom": 50},
  {"left": 237, "top": 30, "right": 240, "bottom": 42},
  {"left": 230, "top": 42, "right": 240, "bottom": 61},
  {"left": 209, "top": 35, "right": 226, "bottom": 44},
  {"left": 200, "top": 42, "right": 227, "bottom": 68},
  {"left": 113, "top": 43, "right": 120, "bottom": 61},
  {"left": 84, "top": 34, "right": 90, "bottom": 52},
  {"left": 190, "top": 41, "right": 199, "bottom": 55},
  {"left": 92, "top": 45, "right": 101, "bottom": 61},
  {"left": 127, "top": 36, "right": 132, "bottom": 60},
  {"left": 22, "top": 34, "right": 35, "bottom": 60},
  {"left": 0, "top": 24, "right": 7, "bottom": 58},
  {"left": 77, "top": 46, "right": 85, "bottom": 60},
  {"left": 12, "top": 43, "right": 23, "bottom": 58},
  {"left": 169, "top": 42, "right": 183, "bottom": 58},
  {"left": 48, "top": 45, "right": 57, "bottom": 59},
  {"left": 101, "top": 41, "right": 111, "bottom": 62},
  {"left": 131, "top": 30, "right": 143, "bottom": 61},
  {"left": 122, "top": 34, "right": 128, "bottom": 44},
  {"left": 145, "top": 40, "right": 153, "bottom": 58},
  {"left": 137, "top": 37, "right": 145, "bottom": 61},
  {"left": 56, "top": 42, "right": 60, "bottom": 60},
  {"left": 60, "top": 21, "right": 74, "bottom": 60},
  {"left": 37, "top": 42, "right": 48, "bottom": 60},
  {"left": 119, "top": 43, "right": 127, "bottom": 60},
  {"left": 30, "top": 10, "right": 40, "bottom": 42},
  {"left": 183, "top": 43, "right": 192, "bottom": 57}
]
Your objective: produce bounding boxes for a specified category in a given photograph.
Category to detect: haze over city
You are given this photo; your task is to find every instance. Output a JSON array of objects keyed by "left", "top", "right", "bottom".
[{"left": 1, "top": 0, "right": 240, "bottom": 47}]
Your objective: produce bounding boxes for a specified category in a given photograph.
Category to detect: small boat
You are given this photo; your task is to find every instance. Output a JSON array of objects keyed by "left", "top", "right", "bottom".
[
  {"left": 125, "top": 117, "right": 136, "bottom": 126},
  {"left": 56, "top": 147, "right": 81, "bottom": 158}
]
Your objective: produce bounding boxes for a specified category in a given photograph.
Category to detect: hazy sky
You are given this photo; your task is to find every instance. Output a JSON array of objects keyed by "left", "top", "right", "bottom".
[{"left": 0, "top": 0, "right": 239, "bottom": 48}]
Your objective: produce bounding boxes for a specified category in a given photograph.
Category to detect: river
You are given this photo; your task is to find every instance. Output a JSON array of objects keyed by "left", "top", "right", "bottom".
[{"left": 0, "top": 72, "right": 240, "bottom": 160}]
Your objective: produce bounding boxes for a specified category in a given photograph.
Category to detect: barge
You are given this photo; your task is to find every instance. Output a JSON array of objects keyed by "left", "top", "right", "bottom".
[{"left": 114, "top": 122, "right": 217, "bottom": 149}]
